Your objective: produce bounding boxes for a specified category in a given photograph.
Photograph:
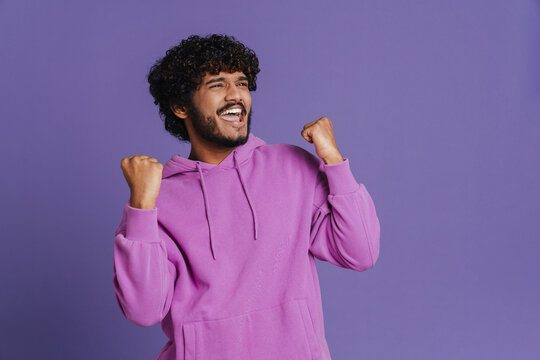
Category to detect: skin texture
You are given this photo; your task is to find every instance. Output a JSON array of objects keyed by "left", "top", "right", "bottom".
[{"left": 172, "top": 71, "right": 253, "bottom": 165}]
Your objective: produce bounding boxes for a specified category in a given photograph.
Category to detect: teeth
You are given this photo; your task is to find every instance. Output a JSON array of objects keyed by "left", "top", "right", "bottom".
[{"left": 220, "top": 108, "right": 242, "bottom": 116}]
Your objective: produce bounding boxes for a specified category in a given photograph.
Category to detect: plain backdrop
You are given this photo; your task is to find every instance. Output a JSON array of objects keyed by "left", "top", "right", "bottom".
[{"left": 1, "top": 0, "right": 539, "bottom": 359}]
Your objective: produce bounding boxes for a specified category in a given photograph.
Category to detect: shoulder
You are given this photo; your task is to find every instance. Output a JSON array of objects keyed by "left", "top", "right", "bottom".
[{"left": 256, "top": 143, "right": 323, "bottom": 174}]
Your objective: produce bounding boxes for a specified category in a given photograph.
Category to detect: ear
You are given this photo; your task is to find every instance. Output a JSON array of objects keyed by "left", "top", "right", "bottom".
[{"left": 171, "top": 104, "right": 188, "bottom": 119}]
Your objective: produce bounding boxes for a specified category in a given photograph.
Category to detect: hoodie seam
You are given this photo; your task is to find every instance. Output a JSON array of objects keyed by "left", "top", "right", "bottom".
[
  {"left": 182, "top": 297, "right": 306, "bottom": 325},
  {"left": 327, "top": 184, "right": 362, "bottom": 198},
  {"left": 353, "top": 194, "right": 375, "bottom": 268},
  {"left": 157, "top": 242, "right": 166, "bottom": 319}
]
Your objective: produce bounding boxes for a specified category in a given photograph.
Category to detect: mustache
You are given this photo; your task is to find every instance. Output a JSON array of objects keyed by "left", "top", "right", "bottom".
[{"left": 217, "top": 102, "right": 246, "bottom": 115}]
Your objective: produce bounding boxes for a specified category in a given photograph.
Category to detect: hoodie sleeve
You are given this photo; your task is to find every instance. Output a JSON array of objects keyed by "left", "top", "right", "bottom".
[
  {"left": 309, "top": 158, "right": 381, "bottom": 271},
  {"left": 112, "top": 202, "right": 177, "bottom": 327}
]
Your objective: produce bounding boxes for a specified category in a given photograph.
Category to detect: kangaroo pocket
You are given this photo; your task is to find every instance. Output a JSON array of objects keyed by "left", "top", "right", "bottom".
[{"left": 182, "top": 298, "right": 321, "bottom": 360}]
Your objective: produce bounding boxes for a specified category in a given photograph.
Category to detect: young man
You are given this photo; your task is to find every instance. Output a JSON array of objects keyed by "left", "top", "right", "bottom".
[{"left": 113, "top": 34, "right": 380, "bottom": 360}]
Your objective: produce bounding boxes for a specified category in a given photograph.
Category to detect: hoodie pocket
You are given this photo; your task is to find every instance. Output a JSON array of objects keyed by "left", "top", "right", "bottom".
[{"left": 182, "top": 298, "right": 321, "bottom": 360}]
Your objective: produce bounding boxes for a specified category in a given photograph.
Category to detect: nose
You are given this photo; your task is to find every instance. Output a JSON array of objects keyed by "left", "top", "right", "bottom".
[{"left": 224, "top": 82, "right": 242, "bottom": 102}]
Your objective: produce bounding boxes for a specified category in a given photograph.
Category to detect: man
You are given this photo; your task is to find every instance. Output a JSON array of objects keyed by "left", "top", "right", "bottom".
[{"left": 113, "top": 34, "right": 380, "bottom": 360}]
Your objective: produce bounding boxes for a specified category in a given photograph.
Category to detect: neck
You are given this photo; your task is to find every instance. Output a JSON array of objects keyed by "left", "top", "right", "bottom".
[{"left": 188, "top": 139, "right": 236, "bottom": 165}]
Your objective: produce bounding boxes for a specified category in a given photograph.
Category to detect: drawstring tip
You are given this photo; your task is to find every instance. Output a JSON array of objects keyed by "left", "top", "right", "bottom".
[{"left": 210, "top": 242, "right": 217, "bottom": 260}]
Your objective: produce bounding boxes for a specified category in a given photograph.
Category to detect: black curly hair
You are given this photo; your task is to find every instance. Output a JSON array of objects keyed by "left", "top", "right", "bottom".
[{"left": 147, "top": 34, "right": 260, "bottom": 143}]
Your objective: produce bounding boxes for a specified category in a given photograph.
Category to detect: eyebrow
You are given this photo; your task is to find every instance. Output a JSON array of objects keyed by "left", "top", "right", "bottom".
[{"left": 205, "top": 76, "right": 249, "bottom": 85}]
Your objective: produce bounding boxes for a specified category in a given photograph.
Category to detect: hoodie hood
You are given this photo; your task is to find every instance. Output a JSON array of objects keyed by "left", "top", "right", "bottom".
[{"left": 161, "top": 133, "right": 267, "bottom": 260}]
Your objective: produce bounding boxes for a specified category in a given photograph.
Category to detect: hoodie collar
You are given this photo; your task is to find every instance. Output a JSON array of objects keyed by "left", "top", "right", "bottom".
[
  {"left": 161, "top": 133, "right": 266, "bottom": 261},
  {"left": 162, "top": 133, "right": 266, "bottom": 178}
]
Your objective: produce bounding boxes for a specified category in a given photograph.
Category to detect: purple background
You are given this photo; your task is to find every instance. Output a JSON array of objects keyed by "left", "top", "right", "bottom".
[{"left": 1, "top": 0, "right": 539, "bottom": 359}]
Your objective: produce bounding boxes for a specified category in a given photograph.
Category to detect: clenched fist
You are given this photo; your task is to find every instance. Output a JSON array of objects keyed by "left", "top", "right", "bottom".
[
  {"left": 301, "top": 117, "right": 344, "bottom": 165},
  {"left": 120, "top": 155, "right": 163, "bottom": 209}
]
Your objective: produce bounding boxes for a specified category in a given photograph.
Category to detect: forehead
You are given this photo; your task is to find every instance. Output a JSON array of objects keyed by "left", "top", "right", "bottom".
[{"left": 202, "top": 71, "right": 247, "bottom": 80}]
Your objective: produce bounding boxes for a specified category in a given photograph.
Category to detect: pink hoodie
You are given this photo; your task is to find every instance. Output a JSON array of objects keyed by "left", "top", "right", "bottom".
[{"left": 112, "top": 133, "right": 380, "bottom": 360}]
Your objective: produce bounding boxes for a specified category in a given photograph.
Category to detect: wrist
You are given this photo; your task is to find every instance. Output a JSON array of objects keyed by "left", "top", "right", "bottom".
[
  {"left": 322, "top": 154, "right": 345, "bottom": 165},
  {"left": 129, "top": 195, "right": 156, "bottom": 209}
]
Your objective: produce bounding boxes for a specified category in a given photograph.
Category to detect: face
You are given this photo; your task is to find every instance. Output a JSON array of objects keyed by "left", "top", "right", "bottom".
[{"left": 185, "top": 71, "right": 252, "bottom": 148}]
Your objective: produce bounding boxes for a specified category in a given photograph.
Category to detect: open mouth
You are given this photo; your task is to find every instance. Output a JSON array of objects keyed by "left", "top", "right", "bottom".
[{"left": 218, "top": 106, "right": 244, "bottom": 125}]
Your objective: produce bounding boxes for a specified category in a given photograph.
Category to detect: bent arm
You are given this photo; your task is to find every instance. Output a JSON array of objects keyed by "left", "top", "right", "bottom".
[{"left": 309, "top": 158, "right": 381, "bottom": 271}]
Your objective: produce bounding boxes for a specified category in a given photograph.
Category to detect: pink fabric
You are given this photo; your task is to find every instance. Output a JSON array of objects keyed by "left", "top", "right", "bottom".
[{"left": 112, "top": 133, "right": 381, "bottom": 359}]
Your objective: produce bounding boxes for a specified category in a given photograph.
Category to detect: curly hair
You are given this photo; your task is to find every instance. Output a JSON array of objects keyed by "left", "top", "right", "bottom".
[{"left": 147, "top": 34, "right": 260, "bottom": 143}]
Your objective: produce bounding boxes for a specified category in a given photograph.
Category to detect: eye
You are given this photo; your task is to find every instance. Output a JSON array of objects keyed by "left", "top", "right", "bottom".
[
  {"left": 210, "top": 84, "right": 223, "bottom": 88},
  {"left": 238, "top": 82, "right": 248, "bottom": 87}
]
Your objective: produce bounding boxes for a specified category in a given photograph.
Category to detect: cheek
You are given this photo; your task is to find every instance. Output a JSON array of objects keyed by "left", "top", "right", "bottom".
[{"left": 196, "top": 93, "right": 219, "bottom": 113}]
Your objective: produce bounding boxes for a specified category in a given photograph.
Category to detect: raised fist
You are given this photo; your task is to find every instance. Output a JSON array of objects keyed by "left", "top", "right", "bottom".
[{"left": 120, "top": 155, "right": 163, "bottom": 209}]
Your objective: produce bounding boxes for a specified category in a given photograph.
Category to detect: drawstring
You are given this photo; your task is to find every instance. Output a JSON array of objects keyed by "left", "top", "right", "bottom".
[
  {"left": 234, "top": 150, "right": 259, "bottom": 241},
  {"left": 196, "top": 162, "right": 217, "bottom": 260},
  {"left": 195, "top": 151, "right": 259, "bottom": 261}
]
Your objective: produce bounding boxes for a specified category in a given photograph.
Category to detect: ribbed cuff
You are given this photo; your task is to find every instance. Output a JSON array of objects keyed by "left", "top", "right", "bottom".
[
  {"left": 322, "top": 158, "right": 360, "bottom": 195},
  {"left": 124, "top": 203, "right": 160, "bottom": 243}
]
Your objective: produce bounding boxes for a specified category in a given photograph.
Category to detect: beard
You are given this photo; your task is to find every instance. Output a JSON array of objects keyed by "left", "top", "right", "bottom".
[{"left": 186, "top": 102, "right": 252, "bottom": 148}]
